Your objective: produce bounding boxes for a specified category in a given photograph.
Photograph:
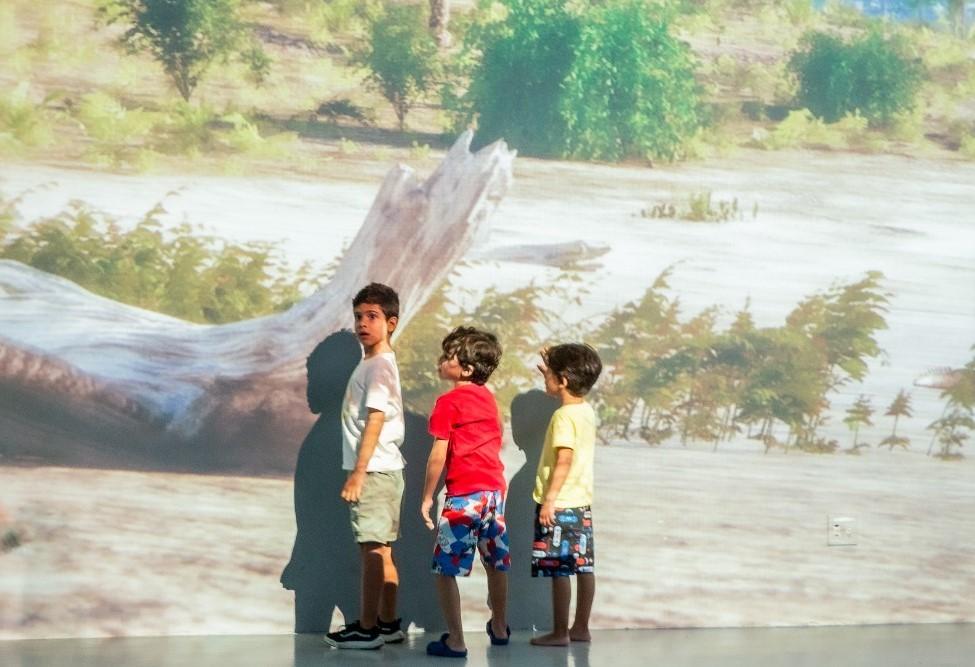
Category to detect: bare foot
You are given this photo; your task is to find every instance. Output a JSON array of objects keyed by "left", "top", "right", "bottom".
[
  {"left": 569, "top": 628, "right": 591, "bottom": 642},
  {"left": 531, "top": 632, "right": 570, "bottom": 647}
]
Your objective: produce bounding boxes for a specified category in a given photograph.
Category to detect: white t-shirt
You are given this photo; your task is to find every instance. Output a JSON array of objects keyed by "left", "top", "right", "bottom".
[{"left": 340, "top": 352, "right": 406, "bottom": 472}]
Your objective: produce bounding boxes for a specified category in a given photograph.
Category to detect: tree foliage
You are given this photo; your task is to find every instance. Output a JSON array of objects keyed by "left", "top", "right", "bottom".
[
  {"left": 454, "top": 0, "right": 701, "bottom": 160},
  {"left": 560, "top": 0, "right": 701, "bottom": 161},
  {"left": 101, "top": 0, "right": 269, "bottom": 101},
  {"left": 843, "top": 395, "right": 874, "bottom": 452},
  {"left": 1, "top": 199, "right": 324, "bottom": 324},
  {"left": 396, "top": 266, "right": 589, "bottom": 417},
  {"left": 927, "top": 408, "right": 972, "bottom": 459},
  {"left": 357, "top": 3, "right": 441, "bottom": 129},
  {"left": 586, "top": 269, "right": 888, "bottom": 452},
  {"left": 790, "top": 30, "right": 924, "bottom": 126},
  {"left": 458, "top": 0, "right": 580, "bottom": 157},
  {"left": 880, "top": 389, "right": 913, "bottom": 450}
]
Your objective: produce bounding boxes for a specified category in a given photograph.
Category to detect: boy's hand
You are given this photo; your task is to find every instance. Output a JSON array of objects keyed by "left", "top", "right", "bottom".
[
  {"left": 420, "top": 496, "right": 435, "bottom": 530},
  {"left": 341, "top": 470, "right": 366, "bottom": 503},
  {"left": 539, "top": 500, "right": 557, "bottom": 527},
  {"left": 536, "top": 346, "right": 551, "bottom": 375}
]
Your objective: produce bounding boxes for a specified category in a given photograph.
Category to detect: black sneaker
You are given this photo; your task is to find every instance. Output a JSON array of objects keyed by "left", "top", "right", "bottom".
[
  {"left": 323, "top": 621, "right": 383, "bottom": 649},
  {"left": 377, "top": 617, "right": 406, "bottom": 644}
]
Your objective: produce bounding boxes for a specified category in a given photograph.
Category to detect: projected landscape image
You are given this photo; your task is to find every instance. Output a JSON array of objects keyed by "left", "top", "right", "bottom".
[{"left": 2, "top": 0, "right": 974, "bottom": 639}]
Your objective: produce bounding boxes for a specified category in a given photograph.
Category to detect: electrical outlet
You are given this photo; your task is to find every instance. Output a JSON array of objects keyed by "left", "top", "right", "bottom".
[{"left": 827, "top": 516, "right": 857, "bottom": 546}]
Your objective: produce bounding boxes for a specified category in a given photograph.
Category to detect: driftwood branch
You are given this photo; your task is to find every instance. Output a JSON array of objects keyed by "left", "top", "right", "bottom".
[{"left": 0, "top": 132, "right": 515, "bottom": 474}]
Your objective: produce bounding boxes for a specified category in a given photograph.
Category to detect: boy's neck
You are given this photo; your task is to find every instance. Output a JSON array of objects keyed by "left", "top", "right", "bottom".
[
  {"left": 363, "top": 340, "right": 393, "bottom": 359},
  {"left": 559, "top": 390, "right": 585, "bottom": 406},
  {"left": 452, "top": 379, "right": 474, "bottom": 389}
]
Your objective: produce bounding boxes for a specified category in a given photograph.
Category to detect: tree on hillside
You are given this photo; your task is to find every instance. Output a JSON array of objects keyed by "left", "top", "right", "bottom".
[
  {"left": 880, "top": 389, "right": 913, "bottom": 450},
  {"left": 790, "top": 30, "right": 923, "bottom": 126},
  {"left": 357, "top": 3, "right": 440, "bottom": 130},
  {"left": 102, "top": 0, "right": 269, "bottom": 101},
  {"left": 459, "top": 0, "right": 581, "bottom": 157},
  {"left": 843, "top": 395, "right": 874, "bottom": 453},
  {"left": 560, "top": 0, "right": 702, "bottom": 161}
]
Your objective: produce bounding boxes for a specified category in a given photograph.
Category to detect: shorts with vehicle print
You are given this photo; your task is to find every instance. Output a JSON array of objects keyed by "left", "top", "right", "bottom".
[{"left": 531, "top": 504, "right": 594, "bottom": 577}]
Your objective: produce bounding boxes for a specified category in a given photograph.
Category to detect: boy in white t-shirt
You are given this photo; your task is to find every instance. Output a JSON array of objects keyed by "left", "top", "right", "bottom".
[{"left": 324, "top": 283, "right": 407, "bottom": 650}]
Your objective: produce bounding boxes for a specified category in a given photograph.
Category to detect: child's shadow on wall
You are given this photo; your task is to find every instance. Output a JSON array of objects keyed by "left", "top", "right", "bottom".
[
  {"left": 506, "top": 388, "right": 559, "bottom": 631},
  {"left": 280, "top": 331, "right": 360, "bottom": 633},
  {"left": 280, "top": 330, "right": 438, "bottom": 634}
]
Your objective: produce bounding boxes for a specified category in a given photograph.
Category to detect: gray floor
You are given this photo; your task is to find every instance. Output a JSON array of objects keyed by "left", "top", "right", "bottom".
[{"left": 2, "top": 624, "right": 973, "bottom": 667}]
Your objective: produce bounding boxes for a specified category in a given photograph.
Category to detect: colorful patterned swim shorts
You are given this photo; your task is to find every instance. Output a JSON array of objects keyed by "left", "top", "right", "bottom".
[
  {"left": 432, "top": 490, "right": 510, "bottom": 577},
  {"left": 531, "top": 504, "right": 594, "bottom": 577}
]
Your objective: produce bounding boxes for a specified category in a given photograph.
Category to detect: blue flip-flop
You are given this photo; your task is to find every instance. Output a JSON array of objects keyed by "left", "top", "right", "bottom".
[
  {"left": 426, "top": 633, "right": 468, "bottom": 658},
  {"left": 486, "top": 620, "right": 511, "bottom": 646}
]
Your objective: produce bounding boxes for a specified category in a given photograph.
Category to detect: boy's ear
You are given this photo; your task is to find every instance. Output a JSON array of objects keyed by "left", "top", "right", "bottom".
[
  {"left": 386, "top": 315, "right": 399, "bottom": 333},
  {"left": 461, "top": 364, "right": 474, "bottom": 378}
]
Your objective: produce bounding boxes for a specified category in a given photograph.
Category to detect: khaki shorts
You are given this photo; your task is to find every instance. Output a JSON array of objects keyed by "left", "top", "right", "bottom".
[{"left": 349, "top": 470, "right": 404, "bottom": 544}]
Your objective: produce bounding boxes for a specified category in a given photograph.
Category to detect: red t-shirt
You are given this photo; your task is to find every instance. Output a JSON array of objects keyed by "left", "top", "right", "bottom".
[{"left": 428, "top": 383, "right": 505, "bottom": 496}]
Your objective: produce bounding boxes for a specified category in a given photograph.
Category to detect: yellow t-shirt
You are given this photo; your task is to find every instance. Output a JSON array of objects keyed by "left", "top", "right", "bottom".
[{"left": 533, "top": 402, "right": 596, "bottom": 507}]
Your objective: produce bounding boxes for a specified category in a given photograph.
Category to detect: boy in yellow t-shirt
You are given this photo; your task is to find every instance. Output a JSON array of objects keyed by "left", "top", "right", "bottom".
[{"left": 530, "top": 343, "right": 603, "bottom": 647}]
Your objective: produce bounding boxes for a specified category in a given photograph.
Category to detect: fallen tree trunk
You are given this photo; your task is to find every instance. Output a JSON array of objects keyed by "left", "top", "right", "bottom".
[{"left": 0, "top": 132, "right": 515, "bottom": 475}]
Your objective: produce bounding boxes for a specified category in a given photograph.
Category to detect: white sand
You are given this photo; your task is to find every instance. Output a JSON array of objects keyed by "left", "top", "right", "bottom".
[{"left": 1, "top": 444, "right": 971, "bottom": 639}]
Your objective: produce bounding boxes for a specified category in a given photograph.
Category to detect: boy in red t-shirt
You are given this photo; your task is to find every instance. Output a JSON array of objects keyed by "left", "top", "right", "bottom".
[{"left": 420, "top": 326, "right": 510, "bottom": 658}]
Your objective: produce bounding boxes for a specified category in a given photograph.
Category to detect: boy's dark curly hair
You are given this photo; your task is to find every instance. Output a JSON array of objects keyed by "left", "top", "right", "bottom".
[
  {"left": 545, "top": 343, "right": 602, "bottom": 396},
  {"left": 441, "top": 326, "right": 502, "bottom": 385},
  {"left": 352, "top": 282, "right": 399, "bottom": 319}
]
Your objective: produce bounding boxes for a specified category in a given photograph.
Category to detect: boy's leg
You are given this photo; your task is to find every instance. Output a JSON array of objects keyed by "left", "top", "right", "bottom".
[
  {"left": 485, "top": 567, "right": 508, "bottom": 638},
  {"left": 359, "top": 542, "right": 387, "bottom": 630},
  {"left": 569, "top": 573, "right": 594, "bottom": 641},
  {"left": 435, "top": 575, "right": 466, "bottom": 651},
  {"left": 352, "top": 471, "right": 404, "bottom": 631},
  {"left": 530, "top": 576, "right": 571, "bottom": 646},
  {"left": 478, "top": 490, "right": 511, "bottom": 639},
  {"left": 431, "top": 492, "right": 485, "bottom": 652},
  {"left": 378, "top": 546, "right": 399, "bottom": 623}
]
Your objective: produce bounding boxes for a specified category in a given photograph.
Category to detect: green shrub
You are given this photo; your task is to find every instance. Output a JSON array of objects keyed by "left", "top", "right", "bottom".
[
  {"left": 457, "top": 0, "right": 701, "bottom": 161},
  {"left": 560, "top": 0, "right": 702, "bottom": 161},
  {"left": 101, "top": 0, "right": 269, "bottom": 101},
  {"left": 457, "top": 0, "right": 580, "bottom": 157},
  {"left": 0, "top": 83, "right": 55, "bottom": 155},
  {"left": 790, "top": 30, "right": 924, "bottom": 126},
  {"left": 641, "top": 191, "right": 751, "bottom": 223},
  {"left": 356, "top": 3, "right": 440, "bottom": 130},
  {"left": 0, "top": 198, "right": 325, "bottom": 323},
  {"left": 75, "top": 91, "right": 155, "bottom": 167},
  {"left": 274, "top": 0, "right": 368, "bottom": 43}
]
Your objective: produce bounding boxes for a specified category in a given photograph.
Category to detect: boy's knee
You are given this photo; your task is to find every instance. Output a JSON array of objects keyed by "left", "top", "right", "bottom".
[{"left": 360, "top": 541, "right": 390, "bottom": 554}]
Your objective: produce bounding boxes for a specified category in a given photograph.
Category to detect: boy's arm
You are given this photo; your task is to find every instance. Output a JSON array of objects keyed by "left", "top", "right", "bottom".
[
  {"left": 340, "top": 408, "right": 384, "bottom": 503},
  {"left": 539, "top": 447, "right": 574, "bottom": 527},
  {"left": 420, "top": 438, "right": 448, "bottom": 530}
]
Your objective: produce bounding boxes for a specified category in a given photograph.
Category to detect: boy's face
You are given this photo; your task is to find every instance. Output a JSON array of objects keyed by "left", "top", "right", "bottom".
[
  {"left": 353, "top": 303, "right": 396, "bottom": 351},
  {"left": 438, "top": 352, "right": 472, "bottom": 383},
  {"left": 537, "top": 352, "right": 566, "bottom": 397}
]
